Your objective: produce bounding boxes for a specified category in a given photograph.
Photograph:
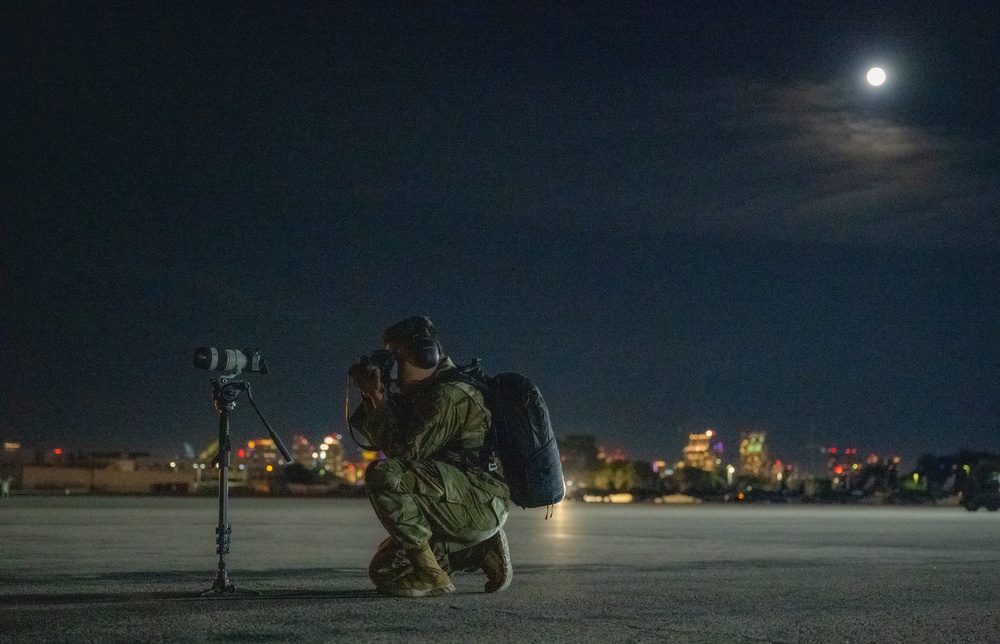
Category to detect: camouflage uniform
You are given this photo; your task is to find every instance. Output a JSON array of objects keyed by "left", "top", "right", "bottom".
[{"left": 351, "top": 358, "right": 510, "bottom": 576}]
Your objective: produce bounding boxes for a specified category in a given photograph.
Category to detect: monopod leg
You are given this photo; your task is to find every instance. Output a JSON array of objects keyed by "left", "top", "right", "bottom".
[{"left": 209, "top": 403, "right": 235, "bottom": 593}]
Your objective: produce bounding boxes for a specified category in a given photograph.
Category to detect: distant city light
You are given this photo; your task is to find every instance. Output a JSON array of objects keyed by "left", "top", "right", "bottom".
[
  {"left": 582, "top": 494, "right": 633, "bottom": 503},
  {"left": 266, "top": 465, "right": 273, "bottom": 472},
  {"left": 169, "top": 462, "right": 176, "bottom": 468}
]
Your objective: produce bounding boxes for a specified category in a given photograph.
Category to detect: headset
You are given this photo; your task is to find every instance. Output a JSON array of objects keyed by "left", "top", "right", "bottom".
[{"left": 383, "top": 316, "right": 442, "bottom": 369}]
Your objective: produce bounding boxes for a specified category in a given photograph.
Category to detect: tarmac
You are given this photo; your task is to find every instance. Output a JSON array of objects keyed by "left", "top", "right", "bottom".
[{"left": 2, "top": 496, "right": 1000, "bottom": 643}]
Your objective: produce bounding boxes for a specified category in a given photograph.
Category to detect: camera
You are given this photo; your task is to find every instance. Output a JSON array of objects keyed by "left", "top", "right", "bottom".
[
  {"left": 349, "top": 350, "right": 397, "bottom": 390},
  {"left": 361, "top": 349, "right": 396, "bottom": 382},
  {"left": 193, "top": 347, "right": 268, "bottom": 375}
]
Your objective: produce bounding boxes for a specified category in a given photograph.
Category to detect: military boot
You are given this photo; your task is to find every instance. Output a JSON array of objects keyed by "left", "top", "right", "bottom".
[
  {"left": 377, "top": 542, "right": 455, "bottom": 597},
  {"left": 467, "top": 528, "right": 512, "bottom": 593},
  {"left": 368, "top": 537, "right": 410, "bottom": 586},
  {"left": 369, "top": 538, "right": 454, "bottom": 586}
]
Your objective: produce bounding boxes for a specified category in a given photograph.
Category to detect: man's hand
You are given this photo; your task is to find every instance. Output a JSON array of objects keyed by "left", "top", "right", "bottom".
[{"left": 349, "top": 359, "right": 386, "bottom": 408}]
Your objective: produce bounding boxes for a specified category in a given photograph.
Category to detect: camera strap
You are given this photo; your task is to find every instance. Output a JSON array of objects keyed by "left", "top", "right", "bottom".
[{"left": 345, "top": 377, "right": 378, "bottom": 451}]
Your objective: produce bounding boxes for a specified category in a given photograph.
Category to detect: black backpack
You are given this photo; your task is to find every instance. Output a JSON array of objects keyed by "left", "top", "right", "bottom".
[{"left": 454, "top": 360, "right": 565, "bottom": 509}]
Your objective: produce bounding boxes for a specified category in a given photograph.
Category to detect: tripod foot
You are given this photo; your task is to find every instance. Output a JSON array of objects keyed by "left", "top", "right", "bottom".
[{"left": 203, "top": 570, "right": 236, "bottom": 595}]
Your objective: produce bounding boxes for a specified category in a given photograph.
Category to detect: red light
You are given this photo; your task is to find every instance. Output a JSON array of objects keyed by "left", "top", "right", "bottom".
[
  {"left": 830, "top": 448, "right": 837, "bottom": 454},
  {"left": 54, "top": 448, "right": 62, "bottom": 455},
  {"left": 834, "top": 465, "right": 844, "bottom": 474},
  {"left": 238, "top": 449, "right": 245, "bottom": 458}
]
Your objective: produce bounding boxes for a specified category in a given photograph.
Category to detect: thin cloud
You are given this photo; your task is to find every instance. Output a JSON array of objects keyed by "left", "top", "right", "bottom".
[{"left": 683, "top": 80, "right": 999, "bottom": 248}]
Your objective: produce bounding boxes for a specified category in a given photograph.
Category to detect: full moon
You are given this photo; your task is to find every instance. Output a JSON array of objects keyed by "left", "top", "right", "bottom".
[{"left": 867, "top": 67, "right": 886, "bottom": 86}]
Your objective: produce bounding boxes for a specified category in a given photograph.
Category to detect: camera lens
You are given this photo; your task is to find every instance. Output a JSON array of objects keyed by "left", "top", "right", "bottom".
[
  {"left": 193, "top": 347, "right": 247, "bottom": 372},
  {"left": 193, "top": 347, "right": 217, "bottom": 370}
]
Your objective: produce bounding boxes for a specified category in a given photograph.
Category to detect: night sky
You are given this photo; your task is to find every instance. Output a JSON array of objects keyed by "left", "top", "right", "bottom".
[{"left": 4, "top": 2, "right": 998, "bottom": 468}]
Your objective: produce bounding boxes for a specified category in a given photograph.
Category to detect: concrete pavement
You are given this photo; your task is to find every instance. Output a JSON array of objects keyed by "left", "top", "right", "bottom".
[{"left": 3, "top": 497, "right": 999, "bottom": 643}]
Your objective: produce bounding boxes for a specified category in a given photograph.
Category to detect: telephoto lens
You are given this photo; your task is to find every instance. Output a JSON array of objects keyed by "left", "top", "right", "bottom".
[{"left": 193, "top": 348, "right": 268, "bottom": 374}]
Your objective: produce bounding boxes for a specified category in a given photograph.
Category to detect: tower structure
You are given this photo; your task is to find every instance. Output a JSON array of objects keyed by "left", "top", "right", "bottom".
[
  {"left": 683, "top": 430, "right": 717, "bottom": 472},
  {"left": 739, "top": 431, "right": 768, "bottom": 477}
]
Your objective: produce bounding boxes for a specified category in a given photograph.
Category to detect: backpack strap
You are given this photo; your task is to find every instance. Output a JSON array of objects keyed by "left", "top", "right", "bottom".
[{"left": 450, "top": 362, "right": 498, "bottom": 473}]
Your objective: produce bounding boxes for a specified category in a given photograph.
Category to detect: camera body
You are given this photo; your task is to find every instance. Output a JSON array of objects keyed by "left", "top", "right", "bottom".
[
  {"left": 348, "top": 349, "right": 397, "bottom": 400},
  {"left": 362, "top": 349, "right": 397, "bottom": 383}
]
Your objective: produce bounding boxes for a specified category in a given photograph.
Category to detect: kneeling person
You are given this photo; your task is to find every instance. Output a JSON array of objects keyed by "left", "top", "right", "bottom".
[{"left": 349, "top": 316, "right": 512, "bottom": 597}]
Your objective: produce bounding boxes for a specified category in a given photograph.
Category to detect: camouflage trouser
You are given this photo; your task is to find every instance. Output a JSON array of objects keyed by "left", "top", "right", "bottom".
[{"left": 364, "top": 458, "right": 508, "bottom": 582}]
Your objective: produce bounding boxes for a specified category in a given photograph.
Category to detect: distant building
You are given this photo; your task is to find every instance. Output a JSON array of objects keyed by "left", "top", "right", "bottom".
[
  {"left": 318, "top": 435, "right": 346, "bottom": 479},
  {"left": 242, "top": 438, "right": 285, "bottom": 478},
  {"left": 824, "top": 447, "right": 885, "bottom": 490},
  {"left": 288, "top": 434, "right": 318, "bottom": 468},
  {"left": 558, "top": 435, "right": 600, "bottom": 473},
  {"left": 683, "top": 431, "right": 717, "bottom": 472},
  {"left": 739, "top": 431, "right": 768, "bottom": 477},
  {"left": 22, "top": 455, "right": 191, "bottom": 494},
  {"left": 344, "top": 450, "right": 379, "bottom": 485},
  {"left": 597, "top": 446, "right": 626, "bottom": 463},
  {"left": 0, "top": 441, "right": 25, "bottom": 486}
]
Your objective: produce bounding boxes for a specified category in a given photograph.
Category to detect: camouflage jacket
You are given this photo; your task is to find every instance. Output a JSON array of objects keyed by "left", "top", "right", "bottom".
[{"left": 350, "top": 358, "right": 509, "bottom": 498}]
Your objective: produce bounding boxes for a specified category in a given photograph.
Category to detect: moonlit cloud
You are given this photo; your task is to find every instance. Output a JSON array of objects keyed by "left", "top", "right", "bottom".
[{"left": 680, "top": 80, "right": 1000, "bottom": 248}]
